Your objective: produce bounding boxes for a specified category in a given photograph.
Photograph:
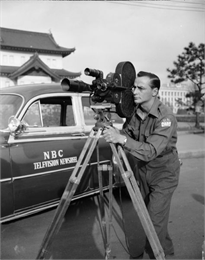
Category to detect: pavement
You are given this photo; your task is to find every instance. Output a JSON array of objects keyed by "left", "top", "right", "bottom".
[
  {"left": 1, "top": 121, "right": 204, "bottom": 260},
  {"left": 168, "top": 122, "right": 204, "bottom": 260},
  {"left": 176, "top": 122, "right": 205, "bottom": 159}
]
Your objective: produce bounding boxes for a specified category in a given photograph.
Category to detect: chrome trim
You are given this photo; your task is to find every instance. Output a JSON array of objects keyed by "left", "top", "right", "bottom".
[
  {"left": 18, "top": 93, "right": 80, "bottom": 120},
  {"left": 13, "top": 166, "right": 75, "bottom": 180},
  {"left": 0, "top": 178, "right": 12, "bottom": 183},
  {"left": 0, "top": 186, "right": 111, "bottom": 224},
  {"left": 0, "top": 129, "right": 10, "bottom": 133},
  {"left": 10, "top": 160, "right": 110, "bottom": 181},
  {"left": 8, "top": 134, "right": 90, "bottom": 144},
  {"left": 18, "top": 94, "right": 84, "bottom": 131},
  {"left": 38, "top": 100, "right": 43, "bottom": 127}
]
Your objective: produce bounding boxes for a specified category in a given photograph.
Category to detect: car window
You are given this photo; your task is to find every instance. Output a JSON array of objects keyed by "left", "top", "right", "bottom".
[
  {"left": 23, "top": 96, "right": 75, "bottom": 127},
  {"left": 41, "top": 103, "right": 61, "bottom": 127},
  {"left": 23, "top": 101, "right": 42, "bottom": 127},
  {"left": 82, "top": 97, "right": 96, "bottom": 125},
  {"left": 0, "top": 94, "right": 23, "bottom": 129},
  {"left": 82, "top": 96, "right": 124, "bottom": 125},
  {"left": 66, "top": 104, "right": 75, "bottom": 126}
]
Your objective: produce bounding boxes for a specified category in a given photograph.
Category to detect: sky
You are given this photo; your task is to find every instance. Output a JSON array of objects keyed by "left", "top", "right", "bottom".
[{"left": 0, "top": 0, "right": 205, "bottom": 85}]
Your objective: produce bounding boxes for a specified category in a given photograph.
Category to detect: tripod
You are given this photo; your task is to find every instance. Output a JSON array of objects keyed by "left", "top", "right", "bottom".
[{"left": 36, "top": 108, "right": 165, "bottom": 260}]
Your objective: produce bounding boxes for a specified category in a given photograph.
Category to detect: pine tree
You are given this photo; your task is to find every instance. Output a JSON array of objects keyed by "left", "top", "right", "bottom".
[{"left": 167, "top": 42, "right": 205, "bottom": 128}]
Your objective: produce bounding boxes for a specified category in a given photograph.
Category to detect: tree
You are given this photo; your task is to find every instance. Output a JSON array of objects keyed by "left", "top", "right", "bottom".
[
  {"left": 167, "top": 42, "right": 205, "bottom": 128},
  {"left": 175, "top": 98, "right": 187, "bottom": 108}
]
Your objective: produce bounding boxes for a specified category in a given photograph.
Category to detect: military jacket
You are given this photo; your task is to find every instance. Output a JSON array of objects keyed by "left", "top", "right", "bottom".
[{"left": 121, "top": 97, "right": 178, "bottom": 162}]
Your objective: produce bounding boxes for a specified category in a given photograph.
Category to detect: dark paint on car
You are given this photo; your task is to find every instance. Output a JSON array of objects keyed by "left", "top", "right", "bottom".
[{"left": 0, "top": 83, "right": 124, "bottom": 223}]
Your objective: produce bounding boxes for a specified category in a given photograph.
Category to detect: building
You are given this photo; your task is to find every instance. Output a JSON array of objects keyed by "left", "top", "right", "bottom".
[
  {"left": 159, "top": 83, "right": 190, "bottom": 114},
  {"left": 0, "top": 27, "right": 81, "bottom": 88}
]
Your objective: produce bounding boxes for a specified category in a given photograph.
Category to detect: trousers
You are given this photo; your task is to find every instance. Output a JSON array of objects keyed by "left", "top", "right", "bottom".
[{"left": 127, "top": 150, "right": 180, "bottom": 258}]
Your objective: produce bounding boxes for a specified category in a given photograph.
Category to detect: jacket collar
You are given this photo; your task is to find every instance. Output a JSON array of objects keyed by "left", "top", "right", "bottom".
[
  {"left": 148, "top": 97, "right": 160, "bottom": 118},
  {"left": 135, "top": 97, "right": 160, "bottom": 119}
]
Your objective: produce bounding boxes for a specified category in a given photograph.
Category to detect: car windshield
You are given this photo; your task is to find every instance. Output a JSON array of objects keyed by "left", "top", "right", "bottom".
[{"left": 0, "top": 94, "right": 23, "bottom": 129}]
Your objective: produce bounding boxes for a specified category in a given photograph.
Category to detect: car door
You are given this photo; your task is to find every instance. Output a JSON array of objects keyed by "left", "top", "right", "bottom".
[
  {"left": 0, "top": 131, "right": 14, "bottom": 220},
  {"left": 0, "top": 93, "right": 23, "bottom": 222},
  {"left": 8, "top": 93, "right": 94, "bottom": 214}
]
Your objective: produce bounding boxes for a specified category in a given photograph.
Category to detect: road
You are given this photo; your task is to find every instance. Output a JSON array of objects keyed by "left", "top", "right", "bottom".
[{"left": 1, "top": 157, "right": 204, "bottom": 259}]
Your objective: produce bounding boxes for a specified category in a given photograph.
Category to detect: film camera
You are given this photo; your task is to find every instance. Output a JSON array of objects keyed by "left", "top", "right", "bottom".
[{"left": 61, "top": 61, "right": 136, "bottom": 118}]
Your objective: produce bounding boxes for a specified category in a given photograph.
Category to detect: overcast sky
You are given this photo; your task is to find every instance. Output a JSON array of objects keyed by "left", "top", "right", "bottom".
[{"left": 1, "top": 0, "right": 205, "bottom": 84}]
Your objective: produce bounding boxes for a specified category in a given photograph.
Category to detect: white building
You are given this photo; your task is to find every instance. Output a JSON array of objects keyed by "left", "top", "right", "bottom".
[
  {"left": 159, "top": 83, "right": 190, "bottom": 114},
  {"left": 0, "top": 27, "right": 81, "bottom": 88}
]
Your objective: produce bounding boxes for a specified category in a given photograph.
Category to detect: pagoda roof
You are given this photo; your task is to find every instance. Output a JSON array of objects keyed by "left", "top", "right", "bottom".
[
  {"left": 0, "top": 27, "right": 75, "bottom": 57},
  {"left": 0, "top": 53, "right": 81, "bottom": 81},
  {"left": 52, "top": 69, "right": 81, "bottom": 79}
]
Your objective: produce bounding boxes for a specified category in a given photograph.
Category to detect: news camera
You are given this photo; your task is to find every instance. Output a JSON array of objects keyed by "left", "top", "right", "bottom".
[{"left": 61, "top": 61, "right": 136, "bottom": 118}]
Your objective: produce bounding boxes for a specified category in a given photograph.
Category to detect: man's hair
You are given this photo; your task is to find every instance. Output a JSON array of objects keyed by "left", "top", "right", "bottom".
[{"left": 137, "top": 71, "right": 160, "bottom": 90}]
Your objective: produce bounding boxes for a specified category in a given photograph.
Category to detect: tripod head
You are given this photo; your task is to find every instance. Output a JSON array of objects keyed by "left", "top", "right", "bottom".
[{"left": 90, "top": 104, "right": 114, "bottom": 131}]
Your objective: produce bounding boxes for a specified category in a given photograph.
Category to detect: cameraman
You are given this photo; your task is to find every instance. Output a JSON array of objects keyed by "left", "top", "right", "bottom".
[{"left": 103, "top": 71, "right": 180, "bottom": 259}]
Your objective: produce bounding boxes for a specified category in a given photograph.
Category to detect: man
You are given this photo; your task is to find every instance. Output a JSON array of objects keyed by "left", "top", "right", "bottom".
[{"left": 103, "top": 71, "right": 180, "bottom": 259}]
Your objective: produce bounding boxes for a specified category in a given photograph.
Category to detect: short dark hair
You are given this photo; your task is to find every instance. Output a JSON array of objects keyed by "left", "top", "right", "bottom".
[{"left": 137, "top": 71, "right": 160, "bottom": 90}]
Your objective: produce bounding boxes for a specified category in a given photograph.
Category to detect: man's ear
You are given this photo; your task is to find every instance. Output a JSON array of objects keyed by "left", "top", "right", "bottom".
[{"left": 152, "top": 88, "right": 158, "bottom": 97}]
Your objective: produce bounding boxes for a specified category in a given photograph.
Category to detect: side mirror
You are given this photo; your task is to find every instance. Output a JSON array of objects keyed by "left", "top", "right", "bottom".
[{"left": 8, "top": 116, "right": 27, "bottom": 136}]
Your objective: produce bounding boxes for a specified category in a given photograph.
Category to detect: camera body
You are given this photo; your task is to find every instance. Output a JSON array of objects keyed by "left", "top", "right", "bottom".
[{"left": 61, "top": 61, "right": 136, "bottom": 118}]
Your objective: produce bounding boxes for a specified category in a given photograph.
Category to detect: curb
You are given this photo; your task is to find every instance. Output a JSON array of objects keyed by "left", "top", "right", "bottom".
[
  {"left": 178, "top": 150, "right": 205, "bottom": 159},
  {"left": 177, "top": 131, "right": 190, "bottom": 135},
  {"left": 177, "top": 128, "right": 205, "bottom": 135}
]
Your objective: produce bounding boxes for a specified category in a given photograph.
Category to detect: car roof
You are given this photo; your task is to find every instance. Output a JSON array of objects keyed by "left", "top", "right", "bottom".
[{"left": 0, "top": 83, "right": 87, "bottom": 102}]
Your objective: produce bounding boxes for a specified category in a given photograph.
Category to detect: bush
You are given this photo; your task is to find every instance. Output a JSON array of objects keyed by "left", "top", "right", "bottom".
[
  {"left": 176, "top": 115, "right": 205, "bottom": 123},
  {"left": 177, "top": 109, "right": 188, "bottom": 115}
]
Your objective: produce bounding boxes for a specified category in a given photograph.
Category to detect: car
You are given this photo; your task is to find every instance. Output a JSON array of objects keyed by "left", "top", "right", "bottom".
[{"left": 0, "top": 83, "right": 124, "bottom": 223}]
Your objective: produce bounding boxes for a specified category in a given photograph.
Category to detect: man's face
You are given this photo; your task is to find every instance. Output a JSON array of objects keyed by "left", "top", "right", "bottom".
[{"left": 132, "top": 76, "right": 156, "bottom": 105}]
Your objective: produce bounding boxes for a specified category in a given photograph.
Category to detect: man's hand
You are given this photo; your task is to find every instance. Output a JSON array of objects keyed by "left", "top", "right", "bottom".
[{"left": 103, "top": 126, "right": 126, "bottom": 145}]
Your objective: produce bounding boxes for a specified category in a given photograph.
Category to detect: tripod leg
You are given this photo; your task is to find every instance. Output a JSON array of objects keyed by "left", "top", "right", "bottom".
[
  {"left": 96, "top": 143, "right": 107, "bottom": 247},
  {"left": 36, "top": 128, "right": 102, "bottom": 259},
  {"left": 97, "top": 164, "right": 113, "bottom": 260},
  {"left": 109, "top": 143, "right": 165, "bottom": 260},
  {"left": 106, "top": 165, "right": 113, "bottom": 260}
]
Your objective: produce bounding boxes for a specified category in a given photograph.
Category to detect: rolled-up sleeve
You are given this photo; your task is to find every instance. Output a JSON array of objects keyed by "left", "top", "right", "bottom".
[{"left": 121, "top": 114, "right": 177, "bottom": 162}]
